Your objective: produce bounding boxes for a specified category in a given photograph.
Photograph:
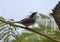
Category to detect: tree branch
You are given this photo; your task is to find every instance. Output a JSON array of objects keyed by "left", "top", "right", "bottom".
[
  {"left": 51, "top": 1, "right": 60, "bottom": 30},
  {"left": 0, "top": 19, "right": 60, "bottom": 42}
]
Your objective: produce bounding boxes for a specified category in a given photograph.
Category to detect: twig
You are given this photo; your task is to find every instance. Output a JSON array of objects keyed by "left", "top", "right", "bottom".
[{"left": 0, "top": 19, "right": 60, "bottom": 42}]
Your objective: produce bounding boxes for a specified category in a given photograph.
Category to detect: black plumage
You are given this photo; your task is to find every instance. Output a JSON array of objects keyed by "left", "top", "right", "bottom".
[{"left": 13, "top": 12, "right": 37, "bottom": 27}]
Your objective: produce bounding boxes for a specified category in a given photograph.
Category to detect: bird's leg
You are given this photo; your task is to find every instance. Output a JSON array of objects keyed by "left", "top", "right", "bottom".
[{"left": 26, "top": 26, "right": 28, "bottom": 28}]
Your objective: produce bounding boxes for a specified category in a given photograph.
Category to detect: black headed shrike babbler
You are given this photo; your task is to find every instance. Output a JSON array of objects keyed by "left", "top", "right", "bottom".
[{"left": 13, "top": 12, "right": 37, "bottom": 27}]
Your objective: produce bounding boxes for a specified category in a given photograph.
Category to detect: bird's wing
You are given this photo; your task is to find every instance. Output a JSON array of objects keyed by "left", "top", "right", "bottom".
[{"left": 19, "top": 17, "right": 35, "bottom": 24}]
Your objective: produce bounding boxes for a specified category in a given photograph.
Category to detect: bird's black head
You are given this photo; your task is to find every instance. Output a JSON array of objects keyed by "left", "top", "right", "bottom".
[{"left": 30, "top": 12, "right": 37, "bottom": 18}]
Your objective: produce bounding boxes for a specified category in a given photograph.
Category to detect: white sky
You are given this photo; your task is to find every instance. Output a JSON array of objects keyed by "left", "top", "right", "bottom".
[
  {"left": 0, "top": 0, "right": 60, "bottom": 34},
  {"left": 0, "top": 0, "right": 59, "bottom": 20}
]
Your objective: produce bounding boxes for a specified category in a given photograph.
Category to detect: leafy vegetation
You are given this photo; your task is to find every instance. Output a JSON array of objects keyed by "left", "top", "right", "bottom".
[{"left": 0, "top": 13, "right": 60, "bottom": 42}]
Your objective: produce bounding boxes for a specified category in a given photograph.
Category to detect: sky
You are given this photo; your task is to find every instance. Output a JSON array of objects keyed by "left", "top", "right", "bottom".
[
  {"left": 0, "top": 0, "right": 59, "bottom": 20},
  {"left": 0, "top": 0, "right": 60, "bottom": 35}
]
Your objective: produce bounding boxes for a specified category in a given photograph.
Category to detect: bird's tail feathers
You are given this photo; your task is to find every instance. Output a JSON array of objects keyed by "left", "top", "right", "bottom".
[{"left": 13, "top": 21, "right": 21, "bottom": 23}]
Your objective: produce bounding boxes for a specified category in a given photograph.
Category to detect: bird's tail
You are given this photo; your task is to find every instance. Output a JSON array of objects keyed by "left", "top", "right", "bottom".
[{"left": 13, "top": 21, "right": 21, "bottom": 23}]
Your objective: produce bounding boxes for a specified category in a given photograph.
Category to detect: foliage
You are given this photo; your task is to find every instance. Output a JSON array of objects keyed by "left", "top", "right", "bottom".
[
  {"left": 0, "top": 14, "right": 60, "bottom": 42},
  {"left": 0, "top": 19, "right": 19, "bottom": 42}
]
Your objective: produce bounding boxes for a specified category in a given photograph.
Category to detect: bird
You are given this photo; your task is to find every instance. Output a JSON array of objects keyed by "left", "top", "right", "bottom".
[{"left": 13, "top": 12, "right": 37, "bottom": 27}]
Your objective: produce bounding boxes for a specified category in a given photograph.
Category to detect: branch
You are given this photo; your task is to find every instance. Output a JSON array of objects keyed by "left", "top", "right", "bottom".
[
  {"left": 0, "top": 19, "right": 60, "bottom": 42},
  {"left": 51, "top": 1, "right": 60, "bottom": 30}
]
